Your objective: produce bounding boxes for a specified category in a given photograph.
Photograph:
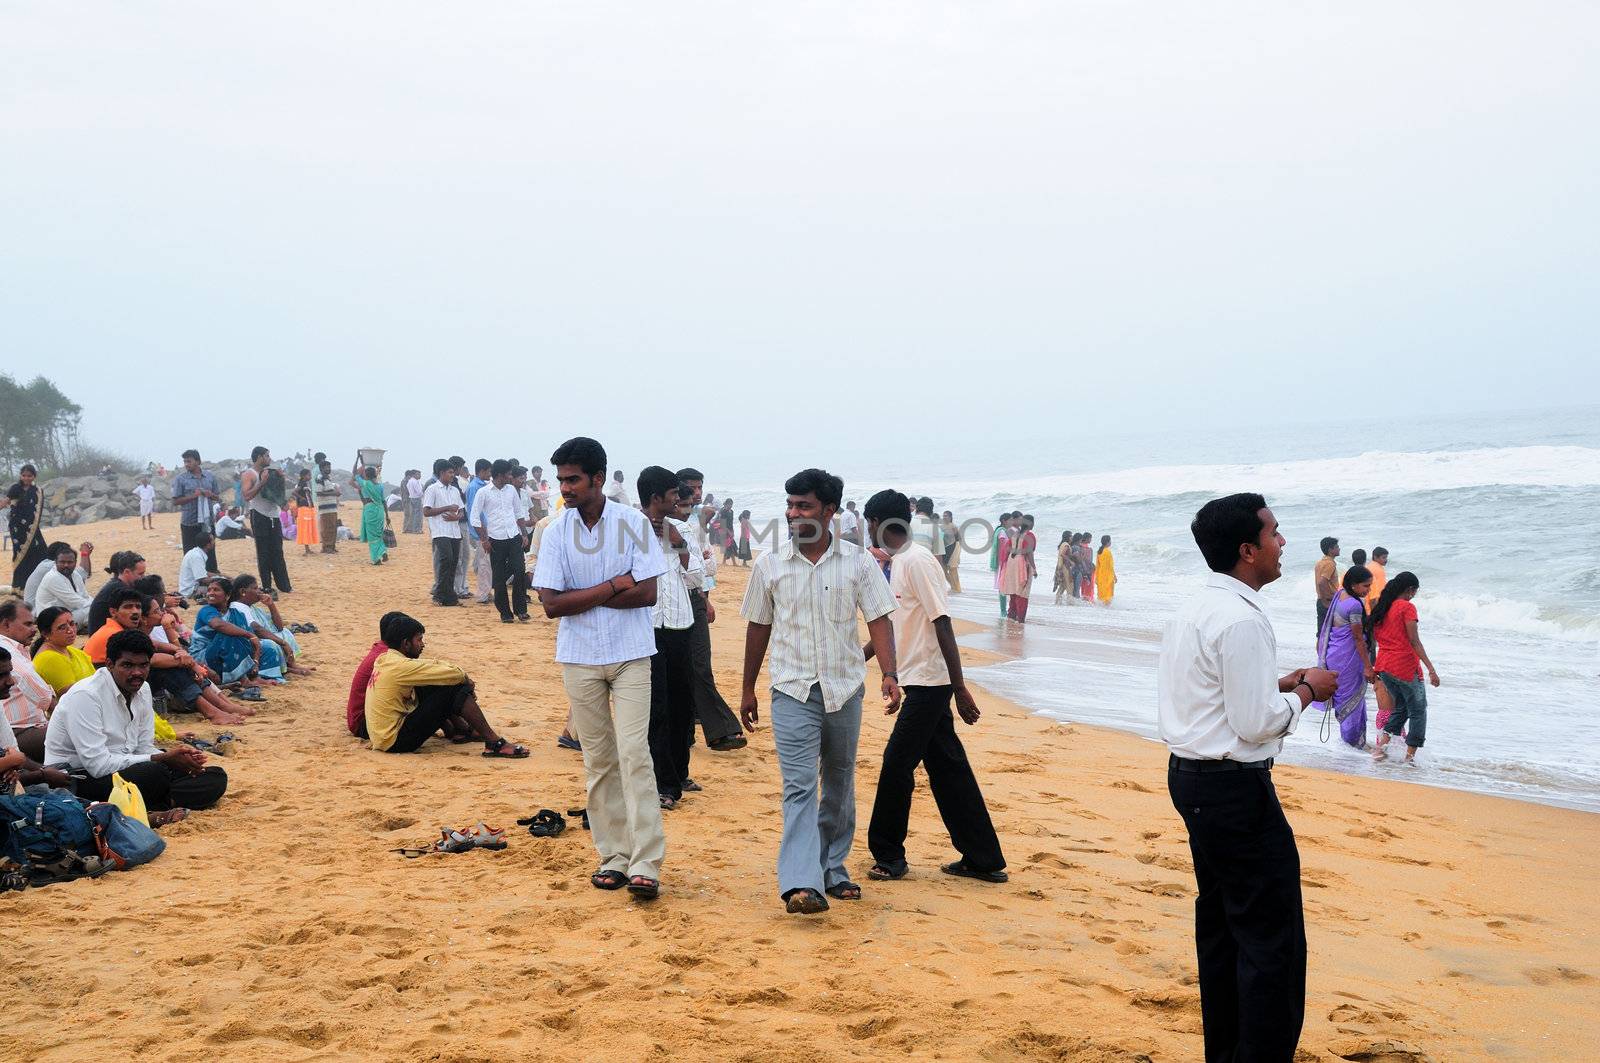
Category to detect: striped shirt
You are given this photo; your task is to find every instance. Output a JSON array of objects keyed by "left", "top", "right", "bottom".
[
  {"left": 531, "top": 500, "right": 669, "bottom": 665},
  {"left": 740, "top": 533, "right": 897, "bottom": 712},
  {"left": 655, "top": 519, "right": 703, "bottom": 630}
]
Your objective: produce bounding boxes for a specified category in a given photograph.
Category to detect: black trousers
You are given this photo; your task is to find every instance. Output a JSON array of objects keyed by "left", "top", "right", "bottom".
[
  {"left": 1168, "top": 761, "right": 1306, "bottom": 1063},
  {"left": 249, "top": 510, "right": 292, "bottom": 592},
  {"left": 867, "top": 684, "right": 1005, "bottom": 872},
  {"left": 649, "top": 626, "right": 696, "bottom": 800},
  {"left": 180, "top": 521, "right": 220, "bottom": 575},
  {"left": 431, "top": 536, "right": 461, "bottom": 604},
  {"left": 488, "top": 536, "right": 527, "bottom": 619},
  {"left": 687, "top": 591, "right": 742, "bottom": 745},
  {"left": 77, "top": 759, "right": 229, "bottom": 811}
]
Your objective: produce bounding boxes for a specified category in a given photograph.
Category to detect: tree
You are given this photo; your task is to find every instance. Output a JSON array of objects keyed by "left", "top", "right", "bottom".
[{"left": 0, "top": 373, "right": 82, "bottom": 475}]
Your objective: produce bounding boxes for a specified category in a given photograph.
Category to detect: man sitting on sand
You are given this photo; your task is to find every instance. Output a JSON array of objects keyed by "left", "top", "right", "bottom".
[
  {"left": 84, "top": 587, "right": 146, "bottom": 666},
  {"left": 34, "top": 543, "right": 94, "bottom": 627},
  {"left": 45, "top": 629, "right": 229, "bottom": 812},
  {"left": 179, "top": 530, "right": 217, "bottom": 599},
  {"left": 347, "top": 611, "right": 406, "bottom": 739},
  {"left": 216, "top": 507, "right": 249, "bottom": 539},
  {"left": 363, "top": 613, "right": 529, "bottom": 758}
]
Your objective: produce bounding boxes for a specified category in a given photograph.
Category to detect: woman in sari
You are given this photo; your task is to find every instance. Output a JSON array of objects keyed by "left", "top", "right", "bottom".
[
  {"left": 1094, "top": 534, "right": 1117, "bottom": 605},
  {"left": 4, "top": 464, "right": 50, "bottom": 589},
  {"left": 357, "top": 465, "right": 388, "bottom": 565},
  {"left": 1053, "top": 530, "right": 1074, "bottom": 605},
  {"left": 191, "top": 578, "right": 274, "bottom": 685},
  {"left": 1002, "top": 515, "right": 1037, "bottom": 622},
  {"left": 993, "top": 513, "right": 1012, "bottom": 618},
  {"left": 1313, "top": 565, "right": 1375, "bottom": 749}
]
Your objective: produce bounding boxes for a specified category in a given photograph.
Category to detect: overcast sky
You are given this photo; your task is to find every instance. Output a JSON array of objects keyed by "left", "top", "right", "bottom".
[{"left": 3, "top": 2, "right": 1596, "bottom": 479}]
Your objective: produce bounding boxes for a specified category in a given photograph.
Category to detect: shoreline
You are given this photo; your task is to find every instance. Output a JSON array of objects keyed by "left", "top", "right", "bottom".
[{"left": 5, "top": 512, "right": 1598, "bottom": 1061}]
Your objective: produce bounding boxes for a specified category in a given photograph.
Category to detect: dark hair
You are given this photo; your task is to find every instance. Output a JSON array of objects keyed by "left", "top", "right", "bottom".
[
  {"left": 1341, "top": 564, "right": 1373, "bottom": 596},
  {"left": 210, "top": 576, "right": 234, "bottom": 600},
  {"left": 313, "top": 451, "right": 326, "bottom": 463},
  {"left": 550, "top": 437, "right": 607, "bottom": 477},
  {"left": 1191, "top": 493, "right": 1268, "bottom": 574},
  {"left": 1369, "top": 571, "right": 1419, "bottom": 630},
  {"left": 110, "top": 586, "right": 145, "bottom": 611},
  {"left": 1319, "top": 536, "right": 1339, "bottom": 556},
  {"left": 449, "top": 455, "right": 466, "bottom": 469},
  {"left": 250, "top": 446, "right": 269, "bottom": 462},
  {"left": 1351, "top": 548, "right": 1367, "bottom": 567},
  {"left": 913, "top": 496, "right": 934, "bottom": 516},
  {"left": 182, "top": 449, "right": 201, "bottom": 462},
  {"left": 0, "top": 599, "right": 24, "bottom": 625},
  {"left": 512, "top": 466, "right": 527, "bottom": 478},
  {"left": 32, "top": 606, "right": 72, "bottom": 654},
  {"left": 229, "top": 574, "right": 256, "bottom": 600},
  {"left": 194, "top": 529, "right": 215, "bottom": 547},
  {"left": 105, "top": 629, "right": 155, "bottom": 664},
  {"left": 475, "top": 458, "right": 492, "bottom": 474},
  {"left": 784, "top": 468, "right": 844, "bottom": 508},
  {"left": 383, "top": 613, "right": 425, "bottom": 649},
  {"left": 52, "top": 541, "right": 77, "bottom": 561},
  {"left": 1372, "top": 547, "right": 1389, "bottom": 562},
  {"left": 433, "top": 458, "right": 452, "bottom": 476},
  {"left": 1059, "top": 531, "right": 1072, "bottom": 544},
  {"left": 490, "top": 458, "right": 512, "bottom": 479},
  {"left": 675, "top": 485, "right": 695, "bottom": 501},
  {"left": 106, "top": 550, "right": 144, "bottom": 576},
  {"left": 140, "top": 593, "right": 163, "bottom": 615},
  {"left": 377, "top": 610, "right": 408, "bottom": 642},
  {"left": 131, "top": 574, "right": 167, "bottom": 599},
  {"left": 0, "top": 645, "right": 8, "bottom": 664},
  {"left": 636, "top": 465, "right": 679, "bottom": 506},
  {"left": 19, "top": 463, "right": 37, "bottom": 475},
  {"left": 676, "top": 467, "right": 704, "bottom": 484},
  {"left": 863, "top": 489, "right": 912, "bottom": 528}
]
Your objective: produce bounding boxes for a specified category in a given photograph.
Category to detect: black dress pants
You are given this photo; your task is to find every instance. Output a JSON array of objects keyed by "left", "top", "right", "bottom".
[
  {"left": 488, "top": 537, "right": 527, "bottom": 619},
  {"left": 686, "top": 591, "right": 742, "bottom": 745},
  {"left": 867, "top": 684, "right": 1005, "bottom": 872},
  {"left": 649, "top": 626, "right": 695, "bottom": 800},
  {"left": 180, "top": 521, "right": 220, "bottom": 575},
  {"left": 1168, "top": 760, "right": 1306, "bottom": 1063},
  {"left": 431, "top": 537, "right": 460, "bottom": 604},
  {"left": 76, "top": 759, "right": 229, "bottom": 811},
  {"left": 249, "top": 510, "right": 292, "bottom": 592}
]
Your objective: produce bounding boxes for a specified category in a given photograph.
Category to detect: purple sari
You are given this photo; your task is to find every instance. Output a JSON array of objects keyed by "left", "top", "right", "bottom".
[{"left": 1313, "top": 589, "right": 1368, "bottom": 748}]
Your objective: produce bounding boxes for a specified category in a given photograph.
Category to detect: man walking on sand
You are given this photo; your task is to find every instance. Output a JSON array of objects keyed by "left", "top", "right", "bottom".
[
  {"left": 739, "top": 468, "right": 900, "bottom": 915},
  {"left": 1159, "top": 493, "right": 1337, "bottom": 1063},
  {"left": 674, "top": 467, "right": 747, "bottom": 753},
  {"left": 533, "top": 437, "right": 668, "bottom": 900},
  {"left": 860, "top": 490, "right": 1006, "bottom": 885}
]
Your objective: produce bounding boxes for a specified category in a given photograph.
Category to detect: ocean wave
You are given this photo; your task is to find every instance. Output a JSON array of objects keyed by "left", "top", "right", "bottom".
[
  {"left": 945, "top": 446, "right": 1600, "bottom": 503},
  {"left": 1419, "top": 591, "right": 1600, "bottom": 643}
]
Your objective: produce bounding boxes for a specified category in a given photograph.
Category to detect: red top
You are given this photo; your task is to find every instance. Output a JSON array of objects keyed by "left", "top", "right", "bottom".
[
  {"left": 346, "top": 640, "right": 386, "bottom": 736},
  {"left": 1373, "top": 599, "right": 1420, "bottom": 680}
]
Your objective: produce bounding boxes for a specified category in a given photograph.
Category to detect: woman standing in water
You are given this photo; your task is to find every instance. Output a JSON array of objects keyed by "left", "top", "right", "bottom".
[
  {"left": 1094, "top": 534, "right": 1117, "bottom": 605},
  {"left": 1053, "top": 530, "right": 1074, "bottom": 605},
  {"left": 1313, "top": 565, "right": 1374, "bottom": 748},
  {"left": 1370, "top": 572, "right": 1441, "bottom": 765},
  {"left": 1002, "top": 515, "right": 1037, "bottom": 621}
]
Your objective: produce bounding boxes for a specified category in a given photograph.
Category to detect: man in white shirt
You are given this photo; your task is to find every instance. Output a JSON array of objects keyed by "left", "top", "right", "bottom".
[
  {"left": 22, "top": 539, "right": 80, "bottom": 609},
  {"left": 422, "top": 458, "right": 466, "bottom": 606},
  {"left": 44, "top": 629, "right": 229, "bottom": 811},
  {"left": 215, "top": 507, "right": 248, "bottom": 539},
  {"left": 859, "top": 491, "right": 1006, "bottom": 885},
  {"left": 673, "top": 467, "right": 746, "bottom": 752},
  {"left": 640, "top": 468, "right": 703, "bottom": 807},
  {"left": 474, "top": 460, "right": 531, "bottom": 623},
  {"left": 0, "top": 600, "right": 57, "bottom": 762},
  {"left": 179, "top": 531, "right": 215, "bottom": 599},
  {"left": 34, "top": 543, "right": 94, "bottom": 627},
  {"left": 839, "top": 501, "right": 861, "bottom": 546},
  {"left": 402, "top": 470, "right": 425, "bottom": 534},
  {"left": 533, "top": 437, "right": 668, "bottom": 899},
  {"left": 1156, "top": 493, "right": 1336, "bottom": 1063},
  {"left": 604, "top": 469, "right": 633, "bottom": 507},
  {"left": 739, "top": 468, "right": 899, "bottom": 915}
]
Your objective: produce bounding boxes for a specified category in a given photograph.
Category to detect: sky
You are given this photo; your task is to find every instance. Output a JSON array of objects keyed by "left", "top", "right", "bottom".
[{"left": 3, "top": 1, "right": 1597, "bottom": 481}]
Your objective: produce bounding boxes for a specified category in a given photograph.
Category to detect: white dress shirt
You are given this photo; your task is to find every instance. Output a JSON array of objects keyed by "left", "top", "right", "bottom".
[
  {"left": 405, "top": 476, "right": 424, "bottom": 500},
  {"left": 422, "top": 481, "right": 464, "bottom": 539},
  {"left": 472, "top": 483, "right": 524, "bottom": 541},
  {"left": 1157, "top": 572, "right": 1305, "bottom": 762},
  {"left": 179, "top": 546, "right": 211, "bottom": 597},
  {"left": 0, "top": 633, "right": 54, "bottom": 730},
  {"left": 35, "top": 567, "right": 92, "bottom": 623},
  {"left": 740, "top": 533, "right": 897, "bottom": 713},
  {"left": 531, "top": 500, "right": 670, "bottom": 666},
  {"left": 677, "top": 517, "right": 707, "bottom": 591},
  {"left": 887, "top": 543, "right": 953, "bottom": 687},
  {"left": 654, "top": 519, "right": 704, "bottom": 630},
  {"left": 43, "top": 666, "right": 161, "bottom": 778}
]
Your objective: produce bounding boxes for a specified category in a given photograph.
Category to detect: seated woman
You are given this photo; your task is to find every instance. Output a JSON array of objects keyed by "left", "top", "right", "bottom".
[
  {"left": 137, "top": 594, "right": 252, "bottom": 725},
  {"left": 192, "top": 578, "right": 282, "bottom": 686},
  {"left": 232, "top": 575, "right": 314, "bottom": 678},
  {"left": 29, "top": 606, "right": 95, "bottom": 695}
]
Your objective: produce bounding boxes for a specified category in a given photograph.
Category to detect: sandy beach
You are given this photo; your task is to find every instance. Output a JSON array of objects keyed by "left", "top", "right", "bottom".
[{"left": 6, "top": 509, "right": 1598, "bottom": 1063}]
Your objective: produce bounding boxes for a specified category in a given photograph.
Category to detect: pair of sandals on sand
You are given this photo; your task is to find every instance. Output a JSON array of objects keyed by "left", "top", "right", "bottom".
[
  {"left": 392, "top": 822, "right": 507, "bottom": 858},
  {"left": 783, "top": 860, "right": 1011, "bottom": 912}
]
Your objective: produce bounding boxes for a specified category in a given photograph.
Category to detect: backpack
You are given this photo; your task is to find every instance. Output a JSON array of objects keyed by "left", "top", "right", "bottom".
[
  {"left": 85, "top": 802, "right": 166, "bottom": 870},
  {"left": 0, "top": 790, "right": 105, "bottom": 882}
]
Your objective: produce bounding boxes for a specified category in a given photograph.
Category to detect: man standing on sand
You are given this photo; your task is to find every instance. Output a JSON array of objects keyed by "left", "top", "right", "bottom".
[
  {"left": 532, "top": 437, "right": 668, "bottom": 900},
  {"left": 739, "top": 468, "right": 900, "bottom": 915},
  {"left": 859, "top": 490, "right": 1006, "bottom": 886},
  {"left": 172, "top": 450, "right": 222, "bottom": 575},
  {"left": 313, "top": 455, "right": 340, "bottom": 554},
  {"left": 1313, "top": 536, "right": 1339, "bottom": 634},
  {"left": 1158, "top": 493, "right": 1337, "bottom": 1063},
  {"left": 674, "top": 467, "right": 747, "bottom": 753},
  {"left": 241, "top": 446, "right": 293, "bottom": 595},
  {"left": 474, "top": 460, "right": 530, "bottom": 624},
  {"left": 464, "top": 459, "right": 494, "bottom": 604},
  {"left": 422, "top": 458, "right": 466, "bottom": 607}
]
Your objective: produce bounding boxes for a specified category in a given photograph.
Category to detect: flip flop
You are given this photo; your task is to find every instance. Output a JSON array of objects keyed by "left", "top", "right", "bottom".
[
  {"left": 517, "top": 810, "right": 566, "bottom": 837},
  {"left": 867, "top": 861, "right": 907, "bottom": 881},
  {"left": 680, "top": 779, "right": 702, "bottom": 792},
  {"left": 591, "top": 869, "right": 627, "bottom": 890},
  {"left": 825, "top": 881, "right": 862, "bottom": 901},
  {"left": 940, "top": 860, "right": 1009, "bottom": 883},
  {"left": 627, "top": 876, "right": 659, "bottom": 900},
  {"left": 468, "top": 822, "right": 507, "bottom": 850},
  {"left": 556, "top": 734, "right": 581, "bottom": 752}
]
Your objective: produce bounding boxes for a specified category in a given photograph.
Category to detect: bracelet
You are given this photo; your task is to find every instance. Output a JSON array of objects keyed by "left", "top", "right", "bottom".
[{"left": 606, "top": 578, "right": 619, "bottom": 599}]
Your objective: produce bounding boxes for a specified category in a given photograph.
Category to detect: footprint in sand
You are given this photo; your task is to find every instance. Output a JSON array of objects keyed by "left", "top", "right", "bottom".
[
  {"left": 1110, "top": 779, "right": 1153, "bottom": 793},
  {"left": 1027, "top": 851, "right": 1080, "bottom": 871},
  {"left": 1524, "top": 966, "right": 1595, "bottom": 986},
  {"left": 1325, "top": 1038, "right": 1434, "bottom": 1062}
]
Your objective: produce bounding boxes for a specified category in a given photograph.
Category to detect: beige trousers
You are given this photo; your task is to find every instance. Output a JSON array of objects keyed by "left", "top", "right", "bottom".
[{"left": 562, "top": 658, "right": 664, "bottom": 880}]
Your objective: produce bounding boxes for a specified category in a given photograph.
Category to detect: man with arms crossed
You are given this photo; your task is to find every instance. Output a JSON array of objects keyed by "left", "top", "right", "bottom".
[
  {"left": 1158, "top": 493, "right": 1336, "bottom": 1063},
  {"left": 533, "top": 437, "right": 668, "bottom": 900},
  {"left": 739, "top": 468, "right": 899, "bottom": 915}
]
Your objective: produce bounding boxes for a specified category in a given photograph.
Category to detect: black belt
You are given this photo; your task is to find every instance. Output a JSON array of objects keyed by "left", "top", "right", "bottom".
[{"left": 1169, "top": 754, "right": 1273, "bottom": 773}]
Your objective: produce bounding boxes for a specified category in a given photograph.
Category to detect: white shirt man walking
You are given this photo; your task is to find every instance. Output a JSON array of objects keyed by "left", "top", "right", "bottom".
[
  {"left": 739, "top": 468, "right": 899, "bottom": 915},
  {"left": 532, "top": 438, "right": 668, "bottom": 900},
  {"left": 1157, "top": 493, "right": 1336, "bottom": 1063}
]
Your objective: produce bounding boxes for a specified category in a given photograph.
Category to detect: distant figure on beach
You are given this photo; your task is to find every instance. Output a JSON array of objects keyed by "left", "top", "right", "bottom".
[
  {"left": 1314, "top": 536, "right": 1340, "bottom": 633},
  {"left": 1313, "top": 565, "right": 1374, "bottom": 748},
  {"left": 1158, "top": 492, "right": 1336, "bottom": 1063},
  {"left": 3, "top": 464, "right": 49, "bottom": 589},
  {"left": 1364, "top": 547, "right": 1389, "bottom": 610},
  {"left": 1001, "top": 515, "right": 1037, "bottom": 622},
  {"left": 314, "top": 454, "right": 341, "bottom": 554},
  {"left": 1053, "top": 530, "right": 1074, "bottom": 605},
  {"left": 1370, "top": 572, "right": 1440, "bottom": 766},
  {"left": 737, "top": 510, "right": 754, "bottom": 564},
  {"left": 242, "top": 446, "right": 293, "bottom": 594},
  {"left": 1095, "top": 534, "right": 1116, "bottom": 605},
  {"left": 993, "top": 512, "right": 1013, "bottom": 618},
  {"left": 604, "top": 469, "right": 633, "bottom": 508},
  {"left": 402, "top": 469, "right": 424, "bottom": 534},
  {"left": 293, "top": 468, "right": 319, "bottom": 556},
  {"left": 357, "top": 464, "right": 389, "bottom": 567},
  {"left": 861, "top": 490, "right": 1006, "bottom": 885},
  {"left": 1076, "top": 532, "right": 1095, "bottom": 601},
  {"left": 839, "top": 500, "right": 862, "bottom": 548},
  {"left": 135, "top": 476, "right": 156, "bottom": 530},
  {"left": 739, "top": 468, "right": 899, "bottom": 915}
]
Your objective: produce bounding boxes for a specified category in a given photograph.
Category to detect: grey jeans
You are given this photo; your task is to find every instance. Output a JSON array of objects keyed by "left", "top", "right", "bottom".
[
  {"left": 454, "top": 535, "right": 474, "bottom": 598},
  {"left": 769, "top": 682, "right": 863, "bottom": 898}
]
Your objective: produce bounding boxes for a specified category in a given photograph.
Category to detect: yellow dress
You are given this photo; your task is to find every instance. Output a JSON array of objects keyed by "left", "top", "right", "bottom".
[{"left": 1094, "top": 547, "right": 1116, "bottom": 604}]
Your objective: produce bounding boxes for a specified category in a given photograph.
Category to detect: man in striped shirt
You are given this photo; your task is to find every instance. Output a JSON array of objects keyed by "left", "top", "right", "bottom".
[{"left": 739, "top": 468, "right": 900, "bottom": 915}]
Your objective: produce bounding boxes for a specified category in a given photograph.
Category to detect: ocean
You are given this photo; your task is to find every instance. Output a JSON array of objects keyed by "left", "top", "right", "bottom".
[{"left": 715, "top": 404, "right": 1600, "bottom": 813}]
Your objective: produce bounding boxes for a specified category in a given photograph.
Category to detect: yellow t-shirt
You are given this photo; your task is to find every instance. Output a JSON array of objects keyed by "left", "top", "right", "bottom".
[
  {"left": 34, "top": 645, "right": 97, "bottom": 694},
  {"left": 364, "top": 649, "right": 467, "bottom": 752}
]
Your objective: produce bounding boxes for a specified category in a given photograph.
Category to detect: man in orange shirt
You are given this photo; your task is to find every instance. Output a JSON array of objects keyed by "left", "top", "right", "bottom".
[
  {"left": 85, "top": 587, "right": 145, "bottom": 666},
  {"left": 1364, "top": 547, "right": 1389, "bottom": 610}
]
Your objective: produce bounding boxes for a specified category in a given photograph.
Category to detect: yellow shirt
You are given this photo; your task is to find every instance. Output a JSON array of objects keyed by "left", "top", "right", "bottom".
[
  {"left": 1313, "top": 556, "right": 1339, "bottom": 603},
  {"left": 364, "top": 649, "right": 467, "bottom": 752},
  {"left": 34, "top": 645, "right": 97, "bottom": 694}
]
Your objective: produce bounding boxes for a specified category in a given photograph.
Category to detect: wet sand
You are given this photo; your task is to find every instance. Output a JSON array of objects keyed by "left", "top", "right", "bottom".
[{"left": 5, "top": 510, "right": 1598, "bottom": 1062}]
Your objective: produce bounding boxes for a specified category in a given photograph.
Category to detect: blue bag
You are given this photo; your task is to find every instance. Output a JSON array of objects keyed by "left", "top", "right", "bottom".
[
  {"left": 0, "top": 790, "right": 96, "bottom": 868},
  {"left": 85, "top": 803, "right": 167, "bottom": 869}
]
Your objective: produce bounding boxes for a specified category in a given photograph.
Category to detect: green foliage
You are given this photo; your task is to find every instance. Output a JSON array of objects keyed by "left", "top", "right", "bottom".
[{"left": 0, "top": 374, "right": 83, "bottom": 476}]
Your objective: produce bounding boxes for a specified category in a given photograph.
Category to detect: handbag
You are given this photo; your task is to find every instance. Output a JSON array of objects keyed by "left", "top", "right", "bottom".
[
  {"left": 383, "top": 526, "right": 397, "bottom": 548},
  {"left": 86, "top": 802, "right": 166, "bottom": 870}
]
